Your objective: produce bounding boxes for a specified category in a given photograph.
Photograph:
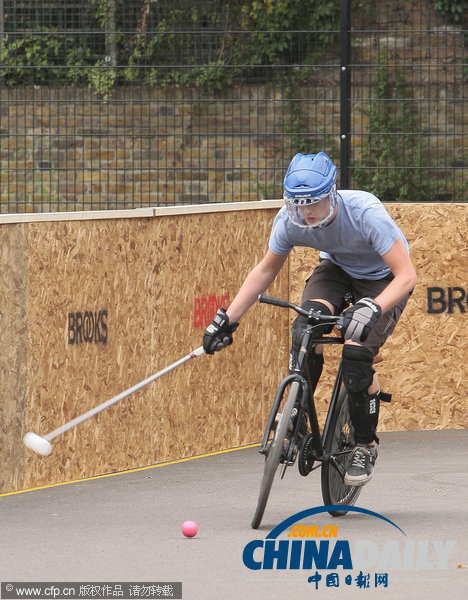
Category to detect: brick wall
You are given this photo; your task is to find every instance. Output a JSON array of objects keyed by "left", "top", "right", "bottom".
[{"left": 1, "top": 86, "right": 296, "bottom": 211}]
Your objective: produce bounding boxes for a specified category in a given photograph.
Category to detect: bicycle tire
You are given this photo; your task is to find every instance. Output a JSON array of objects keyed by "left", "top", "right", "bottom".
[
  {"left": 321, "top": 387, "right": 362, "bottom": 516},
  {"left": 251, "top": 380, "right": 300, "bottom": 529}
]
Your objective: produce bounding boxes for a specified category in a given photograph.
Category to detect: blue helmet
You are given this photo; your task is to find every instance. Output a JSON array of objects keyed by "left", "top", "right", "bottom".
[{"left": 283, "top": 152, "right": 338, "bottom": 229}]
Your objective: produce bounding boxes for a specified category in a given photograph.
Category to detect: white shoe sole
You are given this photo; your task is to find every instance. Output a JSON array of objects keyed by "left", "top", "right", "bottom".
[{"left": 344, "top": 471, "right": 373, "bottom": 487}]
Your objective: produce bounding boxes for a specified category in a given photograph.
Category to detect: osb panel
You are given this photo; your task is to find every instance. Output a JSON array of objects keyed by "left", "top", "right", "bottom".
[
  {"left": 0, "top": 224, "right": 28, "bottom": 492},
  {"left": 289, "top": 203, "right": 468, "bottom": 433},
  {"left": 18, "top": 209, "right": 289, "bottom": 491},
  {"left": 4, "top": 202, "right": 466, "bottom": 494}
]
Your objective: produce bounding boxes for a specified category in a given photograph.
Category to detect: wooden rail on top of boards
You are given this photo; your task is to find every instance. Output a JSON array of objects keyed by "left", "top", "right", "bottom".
[{"left": 0, "top": 200, "right": 285, "bottom": 225}]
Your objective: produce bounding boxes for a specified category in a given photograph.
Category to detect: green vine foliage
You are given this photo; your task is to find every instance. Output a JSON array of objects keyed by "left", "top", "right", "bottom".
[
  {"left": 432, "top": 0, "right": 467, "bottom": 23},
  {"left": 0, "top": 0, "right": 464, "bottom": 95},
  {"left": 0, "top": 30, "right": 80, "bottom": 87},
  {"left": 0, "top": 0, "right": 340, "bottom": 95}
]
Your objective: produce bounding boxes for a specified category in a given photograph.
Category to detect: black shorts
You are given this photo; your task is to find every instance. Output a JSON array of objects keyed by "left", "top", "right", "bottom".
[{"left": 301, "top": 259, "right": 410, "bottom": 356}]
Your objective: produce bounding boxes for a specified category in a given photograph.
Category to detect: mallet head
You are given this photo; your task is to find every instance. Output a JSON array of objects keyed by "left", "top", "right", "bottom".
[{"left": 23, "top": 432, "right": 52, "bottom": 456}]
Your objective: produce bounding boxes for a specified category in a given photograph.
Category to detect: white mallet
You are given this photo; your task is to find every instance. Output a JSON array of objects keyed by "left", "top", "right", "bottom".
[
  {"left": 23, "top": 431, "right": 53, "bottom": 456},
  {"left": 23, "top": 346, "right": 205, "bottom": 457}
]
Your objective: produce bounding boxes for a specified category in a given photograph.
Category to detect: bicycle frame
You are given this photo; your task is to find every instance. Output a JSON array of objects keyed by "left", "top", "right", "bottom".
[{"left": 259, "top": 323, "right": 344, "bottom": 466}]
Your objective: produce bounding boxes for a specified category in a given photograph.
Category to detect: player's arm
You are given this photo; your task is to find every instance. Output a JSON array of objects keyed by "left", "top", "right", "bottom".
[
  {"left": 341, "top": 237, "right": 417, "bottom": 344},
  {"left": 202, "top": 250, "right": 288, "bottom": 354},
  {"left": 226, "top": 250, "right": 288, "bottom": 323},
  {"left": 374, "top": 237, "right": 417, "bottom": 314}
]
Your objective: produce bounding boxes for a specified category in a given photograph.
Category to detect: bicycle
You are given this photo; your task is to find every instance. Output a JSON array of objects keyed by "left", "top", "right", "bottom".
[{"left": 251, "top": 293, "right": 362, "bottom": 529}]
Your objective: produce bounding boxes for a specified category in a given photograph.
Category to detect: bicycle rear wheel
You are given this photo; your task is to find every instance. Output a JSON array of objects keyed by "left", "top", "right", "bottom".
[
  {"left": 251, "top": 380, "right": 300, "bottom": 529},
  {"left": 321, "top": 387, "right": 361, "bottom": 516}
]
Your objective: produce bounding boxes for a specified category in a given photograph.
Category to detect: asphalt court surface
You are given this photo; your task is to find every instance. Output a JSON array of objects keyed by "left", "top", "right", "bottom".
[{"left": 1, "top": 430, "right": 467, "bottom": 599}]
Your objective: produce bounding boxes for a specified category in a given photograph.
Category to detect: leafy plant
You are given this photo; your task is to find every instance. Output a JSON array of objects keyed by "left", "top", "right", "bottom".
[
  {"left": 0, "top": 0, "right": 340, "bottom": 93},
  {"left": 433, "top": 0, "right": 467, "bottom": 23},
  {"left": 89, "top": 60, "right": 117, "bottom": 98},
  {"left": 352, "top": 49, "right": 436, "bottom": 202},
  {"left": 0, "top": 31, "right": 65, "bottom": 86}
]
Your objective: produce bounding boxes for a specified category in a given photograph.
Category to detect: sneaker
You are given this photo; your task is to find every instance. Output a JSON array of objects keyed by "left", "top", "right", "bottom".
[{"left": 344, "top": 445, "right": 378, "bottom": 487}]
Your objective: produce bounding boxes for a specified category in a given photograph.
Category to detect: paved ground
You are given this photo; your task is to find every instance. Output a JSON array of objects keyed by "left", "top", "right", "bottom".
[{"left": 0, "top": 430, "right": 467, "bottom": 600}]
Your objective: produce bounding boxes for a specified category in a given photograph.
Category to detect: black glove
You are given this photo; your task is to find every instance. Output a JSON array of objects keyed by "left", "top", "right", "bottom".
[
  {"left": 203, "top": 308, "right": 239, "bottom": 355},
  {"left": 340, "top": 297, "right": 382, "bottom": 343}
]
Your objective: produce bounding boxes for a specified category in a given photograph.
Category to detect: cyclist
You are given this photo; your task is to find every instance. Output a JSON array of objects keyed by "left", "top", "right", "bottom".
[{"left": 203, "top": 152, "right": 417, "bottom": 487}]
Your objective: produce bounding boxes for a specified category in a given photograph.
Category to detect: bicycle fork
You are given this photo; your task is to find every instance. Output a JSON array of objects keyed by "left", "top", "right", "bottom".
[{"left": 259, "top": 373, "right": 308, "bottom": 455}]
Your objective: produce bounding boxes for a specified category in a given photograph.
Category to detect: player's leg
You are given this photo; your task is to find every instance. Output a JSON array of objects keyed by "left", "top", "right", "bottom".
[
  {"left": 341, "top": 341, "right": 380, "bottom": 486},
  {"left": 342, "top": 276, "right": 411, "bottom": 486},
  {"left": 290, "top": 260, "right": 350, "bottom": 395}
]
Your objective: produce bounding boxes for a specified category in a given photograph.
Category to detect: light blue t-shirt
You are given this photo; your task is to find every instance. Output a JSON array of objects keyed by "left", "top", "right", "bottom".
[{"left": 269, "top": 190, "right": 409, "bottom": 280}]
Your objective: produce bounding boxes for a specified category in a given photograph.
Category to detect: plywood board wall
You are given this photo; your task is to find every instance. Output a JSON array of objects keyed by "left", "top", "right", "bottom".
[
  {"left": 1, "top": 202, "right": 467, "bottom": 494},
  {"left": 0, "top": 223, "right": 28, "bottom": 493},
  {"left": 1, "top": 207, "right": 289, "bottom": 492}
]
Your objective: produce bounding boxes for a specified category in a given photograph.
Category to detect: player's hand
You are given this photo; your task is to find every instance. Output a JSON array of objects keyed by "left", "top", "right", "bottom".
[
  {"left": 203, "top": 308, "right": 239, "bottom": 354},
  {"left": 340, "top": 297, "right": 382, "bottom": 343}
]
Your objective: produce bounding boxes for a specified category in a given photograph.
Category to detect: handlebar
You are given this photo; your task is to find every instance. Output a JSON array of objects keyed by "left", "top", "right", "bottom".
[{"left": 258, "top": 294, "right": 344, "bottom": 330}]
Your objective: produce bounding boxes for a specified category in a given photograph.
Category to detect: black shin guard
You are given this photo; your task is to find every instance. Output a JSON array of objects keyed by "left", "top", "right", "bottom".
[
  {"left": 342, "top": 345, "right": 379, "bottom": 444},
  {"left": 347, "top": 391, "right": 380, "bottom": 444},
  {"left": 289, "top": 301, "right": 330, "bottom": 393},
  {"left": 307, "top": 352, "right": 324, "bottom": 394}
]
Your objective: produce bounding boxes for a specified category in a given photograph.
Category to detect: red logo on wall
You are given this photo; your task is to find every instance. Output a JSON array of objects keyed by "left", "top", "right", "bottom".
[{"left": 194, "top": 294, "right": 230, "bottom": 328}]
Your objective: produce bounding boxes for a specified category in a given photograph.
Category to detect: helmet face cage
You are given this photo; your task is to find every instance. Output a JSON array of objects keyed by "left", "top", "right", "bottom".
[
  {"left": 285, "top": 185, "right": 337, "bottom": 229},
  {"left": 283, "top": 151, "right": 338, "bottom": 230}
]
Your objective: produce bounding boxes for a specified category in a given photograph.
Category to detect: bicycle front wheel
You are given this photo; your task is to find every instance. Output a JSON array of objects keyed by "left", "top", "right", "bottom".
[
  {"left": 251, "top": 380, "right": 300, "bottom": 529},
  {"left": 321, "top": 387, "right": 361, "bottom": 516}
]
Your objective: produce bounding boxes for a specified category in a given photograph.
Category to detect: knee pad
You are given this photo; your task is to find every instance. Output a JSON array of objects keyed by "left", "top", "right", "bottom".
[
  {"left": 341, "top": 344, "right": 375, "bottom": 394},
  {"left": 291, "top": 301, "right": 333, "bottom": 346},
  {"left": 342, "top": 345, "right": 379, "bottom": 444},
  {"left": 289, "top": 347, "right": 324, "bottom": 394}
]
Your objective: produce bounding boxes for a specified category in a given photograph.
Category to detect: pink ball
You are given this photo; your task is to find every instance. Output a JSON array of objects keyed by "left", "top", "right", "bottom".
[{"left": 181, "top": 520, "right": 198, "bottom": 538}]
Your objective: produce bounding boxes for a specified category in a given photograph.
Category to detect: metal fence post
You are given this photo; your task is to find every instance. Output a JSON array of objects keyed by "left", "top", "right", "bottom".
[{"left": 340, "top": 0, "right": 351, "bottom": 189}]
